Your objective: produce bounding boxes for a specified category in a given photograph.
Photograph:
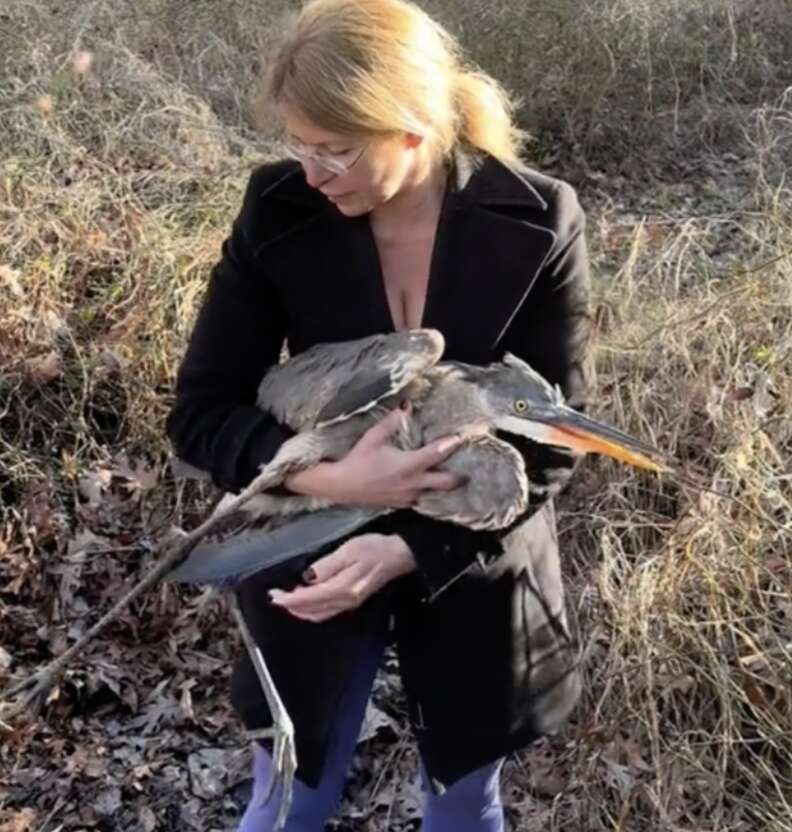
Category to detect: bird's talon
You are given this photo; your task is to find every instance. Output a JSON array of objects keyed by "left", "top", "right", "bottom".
[{"left": 246, "top": 725, "right": 296, "bottom": 824}]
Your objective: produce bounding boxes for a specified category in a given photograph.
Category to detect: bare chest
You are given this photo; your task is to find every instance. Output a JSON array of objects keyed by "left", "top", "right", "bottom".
[{"left": 375, "top": 235, "right": 436, "bottom": 331}]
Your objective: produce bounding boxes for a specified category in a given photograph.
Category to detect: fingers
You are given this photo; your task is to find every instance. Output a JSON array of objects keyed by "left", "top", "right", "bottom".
[
  {"left": 304, "top": 544, "right": 354, "bottom": 584},
  {"left": 405, "top": 434, "right": 464, "bottom": 472},
  {"left": 269, "top": 535, "right": 395, "bottom": 619},
  {"left": 283, "top": 604, "right": 347, "bottom": 623},
  {"left": 276, "top": 574, "right": 374, "bottom": 623},
  {"left": 270, "top": 570, "right": 355, "bottom": 609},
  {"left": 356, "top": 407, "right": 407, "bottom": 450},
  {"left": 270, "top": 563, "right": 367, "bottom": 614}
]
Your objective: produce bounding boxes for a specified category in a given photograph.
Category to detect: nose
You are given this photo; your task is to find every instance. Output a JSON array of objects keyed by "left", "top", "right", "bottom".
[{"left": 301, "top": 159, "right": 335, "bottom": 189}]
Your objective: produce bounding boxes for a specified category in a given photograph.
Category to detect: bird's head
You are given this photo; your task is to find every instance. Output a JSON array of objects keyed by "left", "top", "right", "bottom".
[{"left": 480, "top": 353, "right": 668, "bottom": 473}]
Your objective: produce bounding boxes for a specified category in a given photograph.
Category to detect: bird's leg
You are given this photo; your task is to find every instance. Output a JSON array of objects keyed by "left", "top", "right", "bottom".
[{"left": 231, "top": 596, "right": 296, "bottom": 831}]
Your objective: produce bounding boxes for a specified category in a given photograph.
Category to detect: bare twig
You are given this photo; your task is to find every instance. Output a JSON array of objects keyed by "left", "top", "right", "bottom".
[{"left": 0, "top": 464, "right": 281, "bottom": 718}]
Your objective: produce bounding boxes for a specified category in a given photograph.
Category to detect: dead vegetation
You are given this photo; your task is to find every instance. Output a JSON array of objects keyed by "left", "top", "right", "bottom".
[{"left": 1, "top": 0, "right": 790, "bottom": 830}]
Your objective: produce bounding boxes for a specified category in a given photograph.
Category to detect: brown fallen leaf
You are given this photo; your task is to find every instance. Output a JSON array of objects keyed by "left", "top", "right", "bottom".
[
  {"left": 528, "top": 763, "right": 568, "bottom": 797},
  {"left": 116, "top": 453, "right": 159, "bottom": 493},
  {"left": 78, "top": 468, "right": 113, "bottom": 506},
  {"left": 740, "top": 669, "right": 788, "bottom": 721},
  {"left": 23, "top": 482, "right": 57, "bottom": 543},
  {"left": 64, "top": 746, "right": 108, "bottom": 779},
  {"left": 619, "top": 734, "right": 653, "bottom": 773},
  {"left": 24, "top": 351, "right": 63, "bottom": 383},
  {"left": 67, "top": 528, "right": 111, "bottom": 559},
  {"left": 0, "top": 809, "right": 37, "bottom": 832}
]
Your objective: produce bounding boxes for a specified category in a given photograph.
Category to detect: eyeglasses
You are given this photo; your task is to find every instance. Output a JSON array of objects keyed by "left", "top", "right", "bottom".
[{"left": 282, "top": 138, "right": 369, "bottom": 177}]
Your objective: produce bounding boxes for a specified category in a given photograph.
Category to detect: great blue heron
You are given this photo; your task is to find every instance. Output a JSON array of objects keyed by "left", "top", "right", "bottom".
[
  {"left": 170, "top": 329, "right": 666, "bottom": 583},
  {"left": 166, "top": 327, "right": 668, "bottom": 829}
]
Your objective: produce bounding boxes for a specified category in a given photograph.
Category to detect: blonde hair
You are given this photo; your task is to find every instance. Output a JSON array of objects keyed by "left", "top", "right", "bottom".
[{"left": 260, "top": 0, "right": 529, "bottom": 171}]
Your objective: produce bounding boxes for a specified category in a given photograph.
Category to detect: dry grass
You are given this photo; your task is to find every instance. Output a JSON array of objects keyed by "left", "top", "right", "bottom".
[
  {"left": 539, "top": 194, "right": 792, "bottom": 829},
  {"left": 1, "top": 1, "right": 791, "bottom": 830},
  {"left": 428, "top": 0, "right": 792, "bottom": 173}
]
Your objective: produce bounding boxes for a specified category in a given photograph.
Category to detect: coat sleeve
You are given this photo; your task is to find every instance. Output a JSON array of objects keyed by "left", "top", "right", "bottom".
[
  {"left": 388, "top": 181, "right": 594, "bottom": 599},
  {"left": 165, "top": 174, "right": 295, "bottom": 493}
]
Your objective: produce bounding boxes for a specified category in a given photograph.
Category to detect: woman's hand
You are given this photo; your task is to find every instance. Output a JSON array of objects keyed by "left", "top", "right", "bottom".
[
  {"left": 284, "top": 404, "right": 463, "bottom": 508},
  {"left": 268, "top": 533, "right": 415, "bottom": 622}
]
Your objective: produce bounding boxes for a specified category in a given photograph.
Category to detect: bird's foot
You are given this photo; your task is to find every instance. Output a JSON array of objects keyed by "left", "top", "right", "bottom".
[
  {"left": 231, "top": 597, "right": 297, "bottom": 830},
  {"left": 247, "top": 712, "right": 296, "bottom": 831}
]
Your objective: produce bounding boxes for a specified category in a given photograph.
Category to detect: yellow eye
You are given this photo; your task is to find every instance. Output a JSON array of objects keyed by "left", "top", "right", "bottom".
[{"left": 514, "top": 399, "right": 528, "bottom": 413}]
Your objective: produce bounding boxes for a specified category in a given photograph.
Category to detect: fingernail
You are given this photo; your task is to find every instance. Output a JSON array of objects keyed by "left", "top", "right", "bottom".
[
  {"left": 268, "top": 590, "right": 282, "bottom": 604},
  {"left": 438, "top": 436, "right": 462, "bottom": 454},
  {"left": 302, "top": 567, "right": 317, "bottom": 583}
]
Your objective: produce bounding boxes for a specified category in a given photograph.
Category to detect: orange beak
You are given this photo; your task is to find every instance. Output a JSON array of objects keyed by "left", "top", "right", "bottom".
[{"left": 515, "top": 405, "right": 670, "bottom": 473}]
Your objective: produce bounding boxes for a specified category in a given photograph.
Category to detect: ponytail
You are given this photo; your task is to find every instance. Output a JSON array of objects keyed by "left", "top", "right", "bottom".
[
  {"left": 264, "top": 0, "right": 530, "bottom": 174},
  {"left": 453, "top": 70, "right": 530, "bottom": 173}
]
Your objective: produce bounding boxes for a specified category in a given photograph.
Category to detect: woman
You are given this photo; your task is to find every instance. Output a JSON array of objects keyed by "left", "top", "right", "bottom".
[{"left": 167, "top": 0, "right": 593, "bottom": 828}]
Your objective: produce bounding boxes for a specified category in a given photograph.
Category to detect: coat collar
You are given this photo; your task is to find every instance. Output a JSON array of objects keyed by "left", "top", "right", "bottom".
[
  {"left": 254, "top": 146, "right": 557, "bottom": 363},
  {"left": 450, "top": 146, "right": 548, "bottom": 212}
]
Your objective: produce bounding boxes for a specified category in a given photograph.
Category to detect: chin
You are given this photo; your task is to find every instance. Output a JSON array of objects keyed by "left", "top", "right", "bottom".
[{"left": 334, "top": 198, "right": 372, "bottom": 217}]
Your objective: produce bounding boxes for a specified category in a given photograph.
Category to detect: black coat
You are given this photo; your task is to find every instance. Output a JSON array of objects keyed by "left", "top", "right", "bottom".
[{"left": 166, "top": 147, "right": 594, "bottom": 791}]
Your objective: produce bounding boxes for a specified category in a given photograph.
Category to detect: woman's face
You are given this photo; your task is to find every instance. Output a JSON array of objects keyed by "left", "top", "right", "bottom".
[{"left": 281, "top": 105, "right": 420, "bottom": 217}]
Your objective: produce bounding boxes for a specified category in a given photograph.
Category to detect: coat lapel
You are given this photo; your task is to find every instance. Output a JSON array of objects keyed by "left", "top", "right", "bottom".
[
  {"left": 423, "top": 149, "right": 557, "bottom": 363},
  {"left": 252, "top": 168, "right": 394, "bottom": 344},
  {"left": 251, "top": 149, "right": 558, "bottom": 362}
]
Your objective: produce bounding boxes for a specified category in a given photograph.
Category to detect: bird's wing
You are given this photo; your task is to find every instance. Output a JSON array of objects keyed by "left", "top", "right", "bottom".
[
  {"left": 257, "top": 329, "right": 444, "bottom": 430},
  {"left": 165, "top": 506, "right": 387, "bottom": 587},
  {"left": 315, "top": 371, "right": 402, "bottom": 425},
  {"left": 415, "top": 434, "right": 529, "bottom": 530}
]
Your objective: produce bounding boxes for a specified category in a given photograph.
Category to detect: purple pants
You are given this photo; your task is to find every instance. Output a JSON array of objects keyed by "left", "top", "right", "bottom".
[{"left": 237, "top": 629, "right": 505, "bottom": 831}]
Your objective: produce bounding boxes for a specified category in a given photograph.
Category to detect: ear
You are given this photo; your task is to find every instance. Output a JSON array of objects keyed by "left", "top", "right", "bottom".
[{"left": 404, "top": 133, "right": 423, "bottom": 149}]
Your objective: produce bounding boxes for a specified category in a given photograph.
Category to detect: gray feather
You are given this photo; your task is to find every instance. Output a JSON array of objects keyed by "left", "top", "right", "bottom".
[
  {"left": 315, "top": 372, "right": 399, "bottom": 425},
  {"left": 257, "top": 329, "right": 444, "bottom": 430}
]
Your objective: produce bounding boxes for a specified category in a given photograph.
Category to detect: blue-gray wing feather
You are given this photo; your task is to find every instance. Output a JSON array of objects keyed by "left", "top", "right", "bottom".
[{"left": 166, "top": 506, "right": 387, "bottom": 587}]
